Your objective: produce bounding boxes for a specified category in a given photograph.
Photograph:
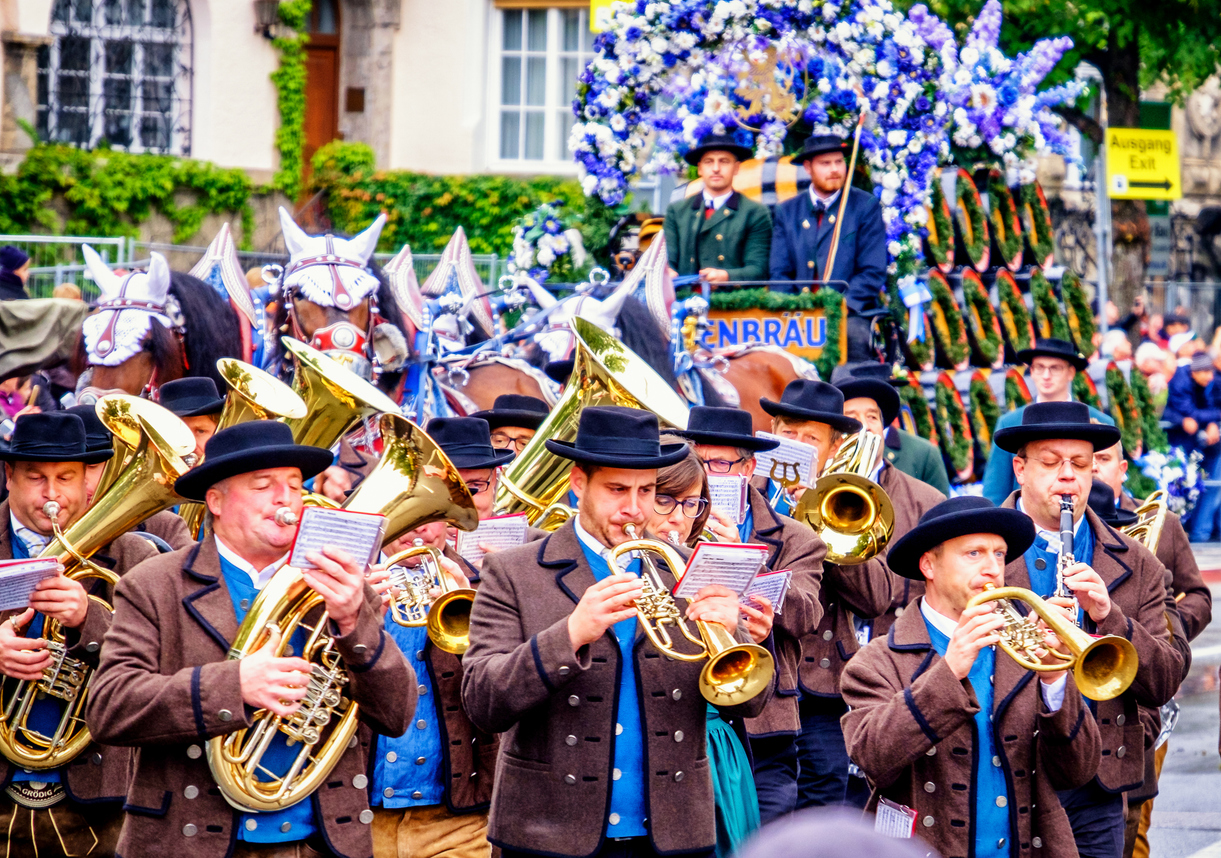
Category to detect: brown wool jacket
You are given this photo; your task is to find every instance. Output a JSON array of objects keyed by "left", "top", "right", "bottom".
[
  {"left": 868, "top": 465, "right": 947, "bottom": 641},
  {"left": 85, "top": 536, "right": 417, "bottom": 858},
  {"left": 461, "top": 521, "right": 772, "bottom": 858},
  {"left": 0, "top": 500, "right": 156, "bottom": 803},
  {"left": 1002, "top": 492, "right": 1184, "bottom": 793},
  {"left": 738, "top": 486, "right": 826, "bottom": 736},
  {"left": 135, "top": 510, "right": 195, "bottom": 552},
  {"left": 842, "top": 602, "right": 1101, "bottom": 858}
]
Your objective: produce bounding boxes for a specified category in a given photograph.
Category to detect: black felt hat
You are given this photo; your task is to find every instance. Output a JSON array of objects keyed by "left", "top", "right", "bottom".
[
  {"left": 1087, "top": 480, "right": 1138, "bottom": 528},
  {"left": 992, "top": 401, "right": 1121, "bottom": 454},
  {"left": 830, "top": 364, "right": 901, "bottom": 427},
  {"left": 672, "top": 406, "right": 779, "bottom": 452},
  {"left": 174, "top": 420, "right": 333, "bottom": 501},
  {"left": 425, "top": 417, "right": 515, "bottom": 470},
  {"left": 683, "top": 133, "right": 754, "bottom": 166},
  {"left": 1015, "top": 337, "right": 1089, "bottom": 372},
  {"left": 795, "top": 134, "right": 849, "bottom": 162},
  {"left": 546, "top": 406, "right": 689, "bottom": 469},
  {"left": 66, "top": 404, "right": 113, "bottom": 455},
  {"left": 544, "top": 359, "right": 575, "bottom": 386},
  {"left": 159, "top": 377, "right": 226, "bottom": 418},
  {"left": 886, "top": 496, "right": 1037, "bottom": 580},
  {"left": 0, "top": 412, "right": 113, "bottom": 464},
  {"left": 759, "top": 380, "right": 862, "bottom": 434},
  {"left": 470, "top": 394, "right": 551, "bottom": 431}
]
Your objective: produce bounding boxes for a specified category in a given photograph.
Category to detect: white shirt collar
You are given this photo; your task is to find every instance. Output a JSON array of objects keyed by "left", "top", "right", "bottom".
[
  {"left": 809, "top": 186, "right": 841, "bottom": 209},
  {"left": 702, "top": 189, "right": 733, "bottom": 211},
  {"left": 919, "top": 597, "right": 959, "bottom": 639},
  {"left": 214, "top": 535, "right": 285, "bottom": 590},
  {"left": 573, "top": 514, "right": 613, "bottom": 563},
  {"left": 1016, "top": 498, "right": 1084, "bottom": 553},
  {"left": 10, "top": 512, "right": 49, "bottom": 554}
]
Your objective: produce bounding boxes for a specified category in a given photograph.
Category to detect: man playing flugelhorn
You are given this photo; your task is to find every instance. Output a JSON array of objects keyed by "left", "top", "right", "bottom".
[
  {"left": 87, "top": 420, "right": 417, "bottom": 858},
  {"left": 842, "top": 496, "right": 1101, "bottom": 858}
]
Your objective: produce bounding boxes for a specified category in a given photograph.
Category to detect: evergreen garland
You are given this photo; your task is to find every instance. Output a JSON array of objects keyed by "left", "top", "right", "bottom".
[
  {"left": 968, "top": 370, "right": 1001, "bottom": 458},
  {"left": 886, "top": 280, "right": 934, "bottom": 369},
  {"left": 1128, "top": 369, "right": 1169, "bottom": 453},
  {"left": 961, "top": 269, "right": 1002, "bottom": 366},
  {"left": 1105, "top": 363, "right": 1144, "bottom": 456},
  {"left": 1030, "top": 267, "right": 1070, "bottom": 340},
  {"left": 1005, "top": 368, "right": 1032, "bottom": 411},
  {"left": 270, "top": 0, "right": 313, "bottom": 199},
  {"left": 897, "top": 371, "right": 936, "bottom": 444},
  {"left": 924, "top": 180, "right": 954, "bottom": 273},
  {"left": 995, "top": 270, "right": 1033, "bottom": 355},
  {"left": 1073, "top": 373, "right": 1103, "bottom": 411},
  {"left": 705, "top": 288, "right": 845, "bottom": 379},
  {"left": 953, "top": 168, "right": 990, "bottom": 272},
  {"left": 927, "top": 271, "right": 969, "bottom": 368},
  {"left": 935, "top": 373, "right": 973, "bottom": 479},
  {"left": 1019, "top": 181, "right": 1055, "bottom": 267},
  {"left": 1060, "top": 269, "right": 1096, "bottom": 356},
  {"left": 987, "top": 170, "right": 1023, "bottom": 271}
]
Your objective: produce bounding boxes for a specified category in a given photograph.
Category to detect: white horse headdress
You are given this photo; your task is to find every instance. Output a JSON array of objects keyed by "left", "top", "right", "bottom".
[
  {"left": 278, "top": 207, "right": 386, "bottom": 310},
  {"left": 81, "top": 246, "right": 175, "bottom": 367}
]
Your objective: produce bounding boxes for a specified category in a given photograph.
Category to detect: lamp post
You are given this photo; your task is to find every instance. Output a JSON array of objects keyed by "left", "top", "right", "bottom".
[{"left": 253, "top": 0, "right": 281, "bottom": 39}]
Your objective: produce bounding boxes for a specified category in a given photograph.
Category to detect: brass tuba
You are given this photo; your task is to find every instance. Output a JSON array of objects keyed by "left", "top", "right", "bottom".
[
  {"left": 0, "top": 397, "right": 194, "bottom": 769},
  {"left": 967, "top": 584, "right": 1138, "bottom": 702},
  {"left": 793, "top": 430, "right": 894, "bottom": 565},
  {"left": 495, "top": 317, "right": 689, "bottom": 523},
  {"left": 608, "top": 526, "right": 773, "bottom": 706},
  {"left": 1122, "top": 490, "right": 1168, "bottom": 554}
]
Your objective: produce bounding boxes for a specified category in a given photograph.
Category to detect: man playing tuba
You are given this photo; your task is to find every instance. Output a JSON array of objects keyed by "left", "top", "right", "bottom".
[{"left": 86, "top": 420, "right": 418, "bottom": 858}]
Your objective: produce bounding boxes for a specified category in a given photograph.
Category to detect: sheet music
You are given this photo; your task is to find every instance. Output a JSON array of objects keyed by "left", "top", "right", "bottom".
[
  {"left": 875, "top": 798, "right": 917, "bottom": 838},
  {"left": 673, "top": 543, "right": 768, "bottom": 599},
  {"left": 741, "top": 569, "right": 792, "bottom": 614},
  {"left": 754, "top": 432, "right": 818, "bottom": 486},
  {"left": 455, "top": 513, "right": 528, "bottom": 565},
  {"left": 289, "top": 507, "right": 387, "bottom": 570},
  {"left": 0, "top": 558, "right": 60, "bottom": 612},
  {"left": 707, "top": 475, "right": 749, "bottom": 525}
]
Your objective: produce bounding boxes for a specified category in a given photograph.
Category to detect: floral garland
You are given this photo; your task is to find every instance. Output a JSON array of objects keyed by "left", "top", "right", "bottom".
[
  {"left": 952, "top": 168, "right": 990, "bottom": 272},
  {"left": 897, "top": 370, "right": 936, "bottom": 443},
  {"left": 1059, "top": 269, "right": 1095, "bottom": 357},
  {"left": 934, "top": 372, "right": 973, "bottom": 479},
  {"left": 886, "top": 280, "right": 933, "bottom": 369},
  {"left": 1005, "top": 367, "right": 1032, "bottom": 410},
  {"left": 960, "top": 268, "right": 1001, "bottom": 365},
  {"left": 1029, "top": 267, "right": 1070, "bottom": 340},
  {"left": 1129, "top": 369, "right": 1169, "bottom": 453},
  {"left": 1072, "top": 372, "right": 1102, "bottom": 411},
  {"left": 927, "top": 270, "right": 968, "bottom": 368},
  {"left": 705, "top": 287, "right": 845, "bottom": 378},
  {"left": 923, "top": 179, "right": 954, "bottom": 272},
  {"left": 995, "top": 269, "right": 1033, "bottom": 357},
  {"left": 1019, "top": 181, "right": 1055, "bottom": 267},
  {"left": 968, "top": 369, "right": 1000, "bottom": 456},
  {"left": 1105, "top": 362, "right": 1143, "bottom": 457},
  {"left": 1135, "top": 448, "right": 1204, "bottom": 513},
  {"left": 987, "top": 169, "right": 1023, "bottom": 271},
  {"left": 508, "top": 201, "right": 586, "bottom": 284}
]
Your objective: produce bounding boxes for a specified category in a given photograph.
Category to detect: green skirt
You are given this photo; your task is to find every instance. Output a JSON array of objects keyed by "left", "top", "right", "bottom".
[{"left": 706, "top": 705, "right": 760, "bottom": 857}]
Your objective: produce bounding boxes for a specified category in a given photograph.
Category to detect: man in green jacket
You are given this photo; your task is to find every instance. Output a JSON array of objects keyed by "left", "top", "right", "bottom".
[{"left": 664, "top": 133, "right": 772, "bottom": 286}]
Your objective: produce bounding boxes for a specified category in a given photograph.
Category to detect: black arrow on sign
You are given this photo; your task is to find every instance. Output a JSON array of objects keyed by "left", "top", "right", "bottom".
[{"left": 1130, "top": 179, "right": 1173, "bottom": 190}]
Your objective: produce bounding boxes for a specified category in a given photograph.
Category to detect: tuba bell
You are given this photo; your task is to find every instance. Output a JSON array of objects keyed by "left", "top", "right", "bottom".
[
  {"left": 1122, "top": 490, "right": 1168, "bottom": 554},
  {"left": 793, "top": 429, "right": 894, "bottom": 565},
  {"left": 0, "top": 397, "right": 194, "bottom": 770},
  {"left": 496, "top": 317, "right": 689, "bottom": 523}
]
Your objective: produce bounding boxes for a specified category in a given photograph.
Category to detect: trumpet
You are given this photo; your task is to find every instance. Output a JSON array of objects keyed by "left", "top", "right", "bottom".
[
  {"left": 382, "top": 540, "right": 476, "bottom": 656},
  {"left": 1123, "top": 490, "right": 1167, "bottom": 554},
  {"left": 793, "top": 430, "right": 893, "bottom": 565},
  {"left": 967, "top": 584, "right": 1138, "bottom": 702},
  {"left": 609, "top": 525, "right": 773, "bottom": 706}
]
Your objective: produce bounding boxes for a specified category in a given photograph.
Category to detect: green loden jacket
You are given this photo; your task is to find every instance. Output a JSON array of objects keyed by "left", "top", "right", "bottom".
[{"left": 664, "top": 190, "right": 772, "bottom": 282}]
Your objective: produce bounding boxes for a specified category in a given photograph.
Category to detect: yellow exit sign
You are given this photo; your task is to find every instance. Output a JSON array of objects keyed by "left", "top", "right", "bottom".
[
  {"left": 1105, "top": 128, "right": 1181, "bottom": 200},
  {"left": 590, "top": 0, "right": 615, "bottom": 32}
]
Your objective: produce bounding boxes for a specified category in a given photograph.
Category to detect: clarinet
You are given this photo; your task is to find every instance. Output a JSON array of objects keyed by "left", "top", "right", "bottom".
[{"left": 1056, "top": 494, "right": 1080, "bottom": 623}]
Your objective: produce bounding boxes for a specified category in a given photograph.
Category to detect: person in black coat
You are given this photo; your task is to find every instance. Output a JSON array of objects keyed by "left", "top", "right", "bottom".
[{"left": 0, "top": 246, "right": 30, "bottom": 301}]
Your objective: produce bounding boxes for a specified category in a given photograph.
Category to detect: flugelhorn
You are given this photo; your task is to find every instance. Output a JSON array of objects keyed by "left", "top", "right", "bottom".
[
  {"left": 1123, "top": 490, "right": 1167, "bottom": 553},
  {"left": 496, "top": 317, "right": 689, "bottom": 523},
  {"left": 382, "top": 539, "right": 476, "bottom": 655},
  {"left": 608, "top": 525, "right": 773, "bottom": 705},
  {"left": 793, "top": 430, "right": 893, "bottom": 565},
  {"left": 966, "top": 584, "right": 1138, "bottom": 702},
  {"left": 0, "top": 398, "right": 193, "bottom": 770}
]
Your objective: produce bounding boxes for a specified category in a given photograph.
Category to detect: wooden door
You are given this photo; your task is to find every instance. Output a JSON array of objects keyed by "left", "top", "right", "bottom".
[{"left": 302, "top": 0, "right": 340, "bottom": 189}]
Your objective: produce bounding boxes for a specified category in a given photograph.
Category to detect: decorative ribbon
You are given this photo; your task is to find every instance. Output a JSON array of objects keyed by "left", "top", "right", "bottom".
[{"left": 898, "top": 276, "right": 933, "bottom": 343}]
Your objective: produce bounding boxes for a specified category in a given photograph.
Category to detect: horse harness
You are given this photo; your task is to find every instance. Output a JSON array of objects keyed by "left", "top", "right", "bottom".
[{"left": 90, "top": 270, "right": 186, "bottom": 398}]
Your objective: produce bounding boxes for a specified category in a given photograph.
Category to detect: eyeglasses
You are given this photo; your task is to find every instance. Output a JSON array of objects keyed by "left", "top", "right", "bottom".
[
  {"left": 698, "top": 456, "right": 749, "bottom": 474},
  {"left": 1020, "top": 456, "right": 1092, "bottom": 474},
  {"left": 465, "top": 479, "right": 492, "bottom": 495},
  {"left": 654, "top": 495, "right": 708, "bottom": 518},
  {"left": 489, "top": 433, "right": 531, "bottom": 453}
]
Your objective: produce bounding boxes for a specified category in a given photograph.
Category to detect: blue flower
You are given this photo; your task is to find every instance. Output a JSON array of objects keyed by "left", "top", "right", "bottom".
[
  {"left": 624, "top": 26, "right": 642, "bottom": 42},
  {"left": 998, "top": 84, "right": 1019, "bottom": 107}
]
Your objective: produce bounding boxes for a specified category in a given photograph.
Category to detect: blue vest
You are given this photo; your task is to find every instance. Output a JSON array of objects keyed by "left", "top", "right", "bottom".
[
  {"left": 576, "top": 539, "right": 648, "bottom": 838},
  {"left": 7, "top": 531, "right": 61, "bottom": 784},
  {"left": 371, "top": 624, "right": 444, "bottom": 808},
  {"left": 737, "top": 506, "right": 754, "bottom": 544},
  {"left": 924, "top": 614, "right": 1009, "bottom": 856},
  {"left": 218, "top": 556, "right": 318, "bottom": 843}
]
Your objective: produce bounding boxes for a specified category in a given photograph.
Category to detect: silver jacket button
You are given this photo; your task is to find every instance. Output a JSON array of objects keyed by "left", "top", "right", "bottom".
[
  {"left": 566, "top": 735, "right": 578, "bottom": 746},
  {"left": 359, "top": 809, "right": 374, "bottom": 824},
  {"left": 352, "top": 774, "right": 369, "bottom": 789},
  {"left": 558, "top": 666, "right": 571, "bottom": 676},
  {"left": 184, "top": 785, "right": 199, "bottom": 799},
  {"left": 564, "top": 774, "right": 577, "bottom": 785},
  {"left": 186, "top": 745, "right": 202, "bottom": 759},
  {"left": 924, "top": 782, "right": 935, "bottom": 793},
  {"left": 822, "top": 630, "right": 833, "bottom": 641},
  {"left": 674, "top": 731, "right": 684, "bottom": 743},
  {"left": 568, "top": 695, "right": 580, "bottom": 707},
  {"left": 922, "top": 816, "right": 934, "bottom": 827},
  {"left": 182, "top": 824, "right": 197, "bottom": 837},
  {"left": 218, "top": 709, "right": 232, "bottom": 722},
  {"left": 352, "top": 644, "right": 367, "bottom": 655}
]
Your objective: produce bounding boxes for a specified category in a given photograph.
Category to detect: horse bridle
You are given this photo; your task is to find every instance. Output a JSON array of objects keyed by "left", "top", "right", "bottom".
[{"left": 90, "top": 270, "right": 186, "bottom": 399}]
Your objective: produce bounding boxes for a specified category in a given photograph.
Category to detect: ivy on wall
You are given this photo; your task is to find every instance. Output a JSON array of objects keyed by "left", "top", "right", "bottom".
[{"left": 270, "top": 0, "right": 313, "bottom": 199}]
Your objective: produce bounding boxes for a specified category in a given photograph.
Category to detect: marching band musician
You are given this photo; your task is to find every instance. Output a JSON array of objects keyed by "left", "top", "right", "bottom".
[
  {"left": 841, "top": 496, "right": 1101, "bottom": 858},
  {"left": 367, "top": 417, "right": 516, "bottom": 858},
  {"left": 462, "top": 406, "right": 772, "bottom": 858},
  {"left": 158, "top": 377, "right": 225, "bottom": 463},
  {"left": 471, "top": 394, "right": 551, "bottom": 455},
  {"left": 0, "top": 412, "right": 156, "bottom": 857},
  {"left": 87, "top": 420, "right": 417, "bottom": 858},
  {"left": 995, "top": 402, "right": 1184, "bottom": 858},
  {"left": 673, "top": 406, "right": 826, "bottom": 822}
]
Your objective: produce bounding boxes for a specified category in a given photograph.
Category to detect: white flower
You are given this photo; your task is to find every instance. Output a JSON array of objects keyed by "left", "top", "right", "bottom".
[
  {"left": 961, "top": 46, "right": 980, "bottom": 66},
  {"left": 887, "top": 129, "right": 907, "bottom": 146},
  {"left": 888, "top": 240, "right": 902, "bottom": 257},
  {"left": 876, "top": 59, "right": 893, "bottom": 78},
  {"left": 537, "top": 247, "right": 555, "bottom": 267},
  {"left": 610, "top": 114, "right": 627, "bottom": 132},
  {"left": 881, "top": 171, "right": 901, "bottom": 190}
]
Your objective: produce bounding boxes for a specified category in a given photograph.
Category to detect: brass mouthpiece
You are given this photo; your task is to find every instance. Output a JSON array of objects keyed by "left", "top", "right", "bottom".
[
  {"left": 274, "top": 508, "right": 299, "bottom": 527},
  {"left": 42, "top": 501, "right": 61, "bottom": 521}
]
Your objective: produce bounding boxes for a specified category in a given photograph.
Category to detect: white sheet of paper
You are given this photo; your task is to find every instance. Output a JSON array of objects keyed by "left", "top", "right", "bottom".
[
  {"left": 289, "top": 507, "right": 387, "bottom": 570},
  {"left": 707, "top": 475, "right": 749, "bottom": 525},
  {"left": 0, "top": 558, "right": 61, "bottom": 612},
  {"left": 754, "top": 432, "right": 818, "bottom": 486},
  {"left": 673, "top": 543, "right": 768, "bottom": 599},
  {"left": 455, "top": 513, "right": 528, "bottom": 565},
  {"left": 741, "top": 569, "right": 791, "bottom": 614},
  {"left": 875, "top": 798, "right": 917, "bottom": 838}
]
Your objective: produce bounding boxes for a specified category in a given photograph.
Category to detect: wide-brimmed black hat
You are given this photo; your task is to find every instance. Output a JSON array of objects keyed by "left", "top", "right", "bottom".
[
  {"left": 1015, "top": 337, "right": 1089, "bottom": 372},
  {"left": 887, "top": 496, "right": 1037, "bottom": 580},
  {"left": 795, "top": 134, "right": 849, "bottom": 162},
  {"left": 470, "top": 394, "right": 550, "bottom": 431},
  {"left": 425, "top": 417, "right": 515, "bottom": 470},
  {"left": 992, "top": 401, "right": 1121, "bottom": 454},
  {"left": 174, "top": 420, "right": 333, "bottom": 501},
  {"left": 159, "top": 377, "right": 226, "bottom": 418},
  {"left": 0, "top": 412, "right": 113, "bottom": 464},
  {"left": 672, "top": 406, "right": 779, "bottom": 452},
  {"left": 1087, "top": 480, "right": 1138, "bottom": 528},
  {"left": 830, "top": 364, "right": 901, "bottom": 427},
  {"left": 683, "top": 133, "right": 754, "bottom": 166},
  {"left": 66, "top": 404, "right": 113, "bottom": 455},
  {"left": 544, "top": 359, "right": 574, "bottom": 386},
  {"left": 759, "top": 380, "right": 862, "bottom": 434},
  {"left": 546, "top": 406, "right": 688, "bottom": 469}
]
